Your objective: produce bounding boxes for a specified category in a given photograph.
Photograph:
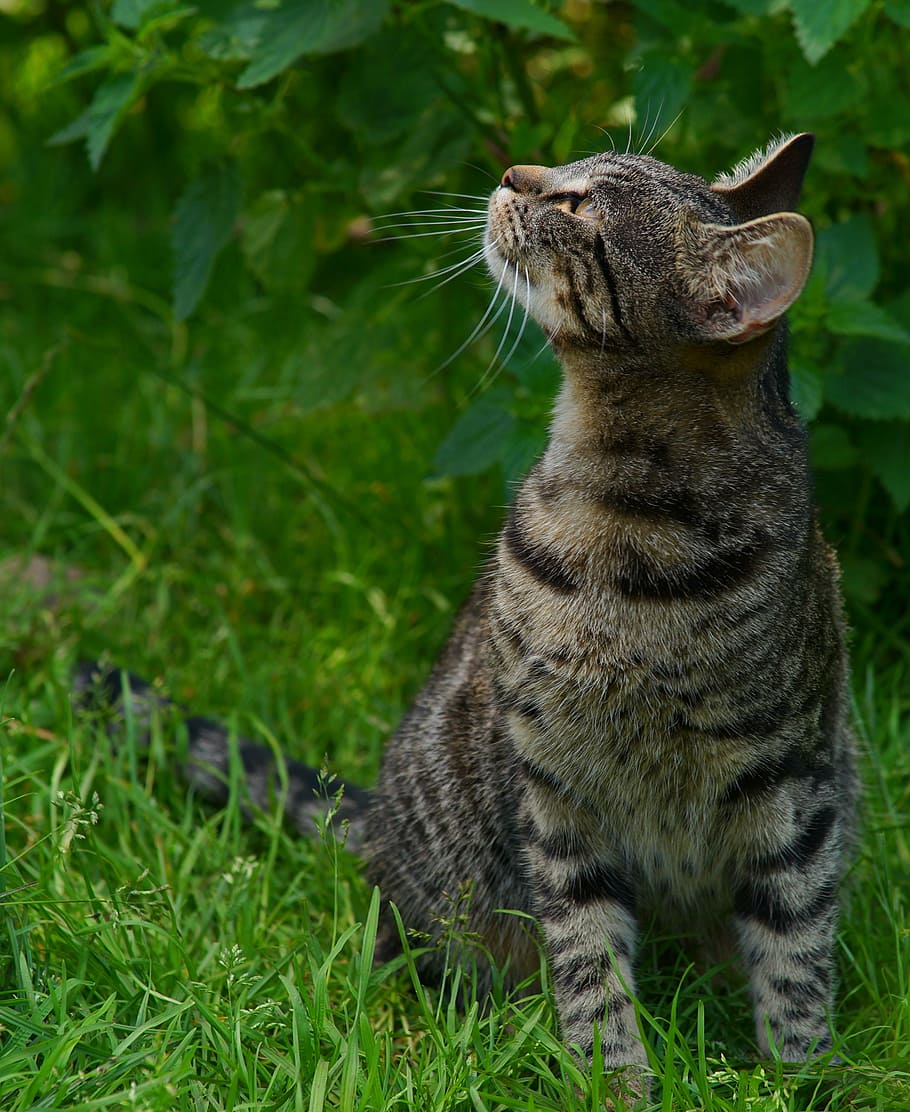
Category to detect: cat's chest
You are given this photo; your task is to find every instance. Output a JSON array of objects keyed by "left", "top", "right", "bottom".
[{"left": 496, "top": 592, "right": 762, "bottom": 825}]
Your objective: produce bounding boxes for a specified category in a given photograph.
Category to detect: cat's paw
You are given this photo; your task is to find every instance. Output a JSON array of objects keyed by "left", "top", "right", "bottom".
[{"left": 601, "top": 1064, "right": 650, "bottom": 1110}]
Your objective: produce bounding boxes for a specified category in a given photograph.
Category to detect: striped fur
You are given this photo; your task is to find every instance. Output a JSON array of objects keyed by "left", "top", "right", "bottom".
[{"left": 78, "top": 134, "right": 857, "bottom": 1095}]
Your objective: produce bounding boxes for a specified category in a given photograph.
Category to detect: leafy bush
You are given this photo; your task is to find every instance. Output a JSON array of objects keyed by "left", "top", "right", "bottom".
[{"left": 4, "top": 0, "right": 910, "bottom": 606}]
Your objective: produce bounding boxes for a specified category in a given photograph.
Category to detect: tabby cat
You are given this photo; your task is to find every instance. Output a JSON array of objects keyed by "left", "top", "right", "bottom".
[{"left": 79, "top": 132, "right": 858, "bottom": 1094}]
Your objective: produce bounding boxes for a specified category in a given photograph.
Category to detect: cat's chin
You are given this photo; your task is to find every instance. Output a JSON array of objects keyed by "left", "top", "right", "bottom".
[{"left": 484, "top": 237, "right": 576, "bottom": 343}]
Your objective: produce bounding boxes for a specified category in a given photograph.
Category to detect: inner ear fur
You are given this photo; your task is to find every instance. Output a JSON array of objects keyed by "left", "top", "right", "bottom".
[
  {"left": 712, "top": 133, "right": 815, "bottom": 221},
  {"left": 685, "top": 213, "right": 814, "bottom": 345}
]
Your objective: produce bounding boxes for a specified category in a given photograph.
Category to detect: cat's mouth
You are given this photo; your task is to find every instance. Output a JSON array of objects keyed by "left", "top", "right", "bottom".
[{"left": 484, "top": 188, "right": 538, "bottom": 285}]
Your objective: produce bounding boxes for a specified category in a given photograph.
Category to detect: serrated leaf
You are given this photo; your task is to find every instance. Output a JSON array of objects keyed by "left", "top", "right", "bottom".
[
  {"left": 337, "top": 29, "right": 436, "bottom": 143},
  {"left": 501, "top": 419, "right": 546, "bottom": 491},
  {"left": 198, "top": 4, "right": 265, "bottom": 62},
  {"left": 434, "top": 390, "right": 514, "bottom": 477},
  {"left": 172, "top": 164, "right": 242, "bottom": 320},
  {"left": 827, "top": 300, "right": 910, "bottom": 345},
  {"left": 781, "top": 51, "right": 863, "bottom": 122},
  {"left": 241, "top": 190, "right": 316, "bottom": 292},
  {"left": 47, "top": 108, "right": 92, "bottom": 148},
  {"left": 720, "top": 0, "right": 776, "bottom": 12},
  {"left": 446, "top": 0, "right": 574, "bottom": 39},
  {"left": 815, "top": 215, "right": 879, "bottom": 303},
  {"left": 838, "top": 554, "right": 888, "bottom": 604},
  {"left": 881, "top": 0, "right": 907, "bottom": 24},
  {"left": 825, "top": 339, "right": 910, "bottom": 420},
  {"left": 51, "top": 46, "right": 113, "bottom": 86},
  {"left": 510, "top": 340, "right": 560, "bottom": 395},
  {"left": 790, "top": 0, "right": 871, "bottom": 64},
  {"left": 884, "top": 0, "right": 910, "bottom": 26},
  {"left": 237, "top": 0, "right": 388, "bottom": 89},
  {"left": 632, "top": 53, "right": 694, "bottom": 137},
  {"left": 111, "top": 0, "right": 169, "bottom": 29},
  {"left": 809, "top": 423, "right": 858, "bottom": 470},
  {"left": 813, "top": 132, "right": 868, "bottom": 180},
  {"left": 854, "top": 422, "right": 910, "bottom": 510},
  {"left": 790, "top": 357, "right": 823, "bottom": 421},
  {"left": 86, "top": 73, "right": 143, "bottom": 171}
]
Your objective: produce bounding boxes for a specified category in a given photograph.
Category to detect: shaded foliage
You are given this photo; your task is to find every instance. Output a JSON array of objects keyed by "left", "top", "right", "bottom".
[{"left": 1, "top": 0, "right": 908, "bottom": 608}]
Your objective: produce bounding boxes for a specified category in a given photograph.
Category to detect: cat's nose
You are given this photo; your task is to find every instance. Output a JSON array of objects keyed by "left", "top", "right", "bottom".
[{"left": 500, "top": 165, "right": 547, "bottom": 194}]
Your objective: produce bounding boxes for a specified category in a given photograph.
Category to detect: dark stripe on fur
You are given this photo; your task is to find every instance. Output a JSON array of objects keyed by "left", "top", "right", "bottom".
[
  {"left": 734, "top": 880, "right": 837, "bottom": 934},
  {"left": 520, "top": 758, "right": 596, "bottom": 813},
  {"left": 592, "top": 236, "right": 631, "bottom": 340},
  {"left": 757, "top": 807, "right": 838, "bottom": 872},
  {"left": 720, "top": 748, "right": 833, "bottom": 806},
  {"left": 599, "top": 486, "right": 703, "bottom": 528},
  {"left": 504, "top": 509, "right": 578, "bottom": 594},
  {"left": 565, "top": 862, "right": 636, "bottom": 912},
  {"left": 614, "top": 537, "right": 769, "bottom": 599}
]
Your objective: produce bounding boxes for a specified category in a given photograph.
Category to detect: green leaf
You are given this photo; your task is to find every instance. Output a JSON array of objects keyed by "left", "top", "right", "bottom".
[
  {"left": 854, "top": 422, "right": 910, "bottom": 510},
  {"left": 720, "top": 0, "right": 776, "bottom": 12},
  {"left": 809, "top": 423, "right": 858, "bottom": 470},
  {"left": 337, "top": 29, "right": 436, "bottom": 143},
  {"left": 47, "top": 109, "right": 93, "bottom": 149},
  {"left": 172, "top": 164, "right": 242, "bottom": 320},
  {"left": 51, "top": 46, "right": 113, "bottom": 86},
  {"left": 884, "top": 0, "right": 910, "bottom": 27},
  {"left": 790, "top": 0, "right": 871, "bottom": 64},
  {"left": 501, "top": 419, "right": 546, "bottom": 490},
  {"left": 632, "top": 53, "right": 694, "bottom": 137},
  {"left": 198, "top": 4, "right": 265, "bottom": 62},
  {"left": 838, "top": 553, "right": 888, "bottom": 604},
  {"left": 812, "top": 132, "right": 868, "bottom": 180},
  {"left": 237, "top": 0, "right": 389, "bottom": 89},
  {"left": 824, "top": 339, "right": 910, "bottom": 420},
  {"left": 241, "top": 190, "right": 316, "bottom": 293},
  {"left": 85, "top": 73, "right": 143, "bottom": 171},
  {"left": 446, "top": 0, "right": 575, "bottom": 40},
  {"left": 827, "top": 300, "right": 910, "bottom": 345},
  {"left": 815, "top": 215, "right": 879, "bottom": 303},
  {"left": 111, "top": 0, "right": 170, "bottom": 29},
  {"left": 790, "top": 357, "right": 823, "bottom": 421},
  {"left": 781, "top": 51, "right": 864, "bottom": 122},
  {"left": 434, "top": 390, "right": 514, "bottom": 477}
]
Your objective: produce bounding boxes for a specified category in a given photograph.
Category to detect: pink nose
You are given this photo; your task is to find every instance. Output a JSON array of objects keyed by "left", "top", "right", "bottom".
[{"left": 500, "top": 164, "right": 547, "bottom": 193}]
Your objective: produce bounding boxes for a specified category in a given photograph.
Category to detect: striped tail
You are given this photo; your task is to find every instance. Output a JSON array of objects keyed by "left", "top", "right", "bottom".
[{"left": 73, "top": 662, "right": 370, "bottom": 851}]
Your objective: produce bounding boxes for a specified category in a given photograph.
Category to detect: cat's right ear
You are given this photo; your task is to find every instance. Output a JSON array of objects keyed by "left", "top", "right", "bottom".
[
  {"left": 684, "top": 212, "right": 814, "bottom": 345},
  {"left": 711, "top": 133, "right": 815, "bottom": 221}
]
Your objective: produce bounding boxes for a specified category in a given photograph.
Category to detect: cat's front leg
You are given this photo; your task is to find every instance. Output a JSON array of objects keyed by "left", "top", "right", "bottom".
[
  {"left": 521, "top": 783, "right": 648, "bottom": 1085},
  {"left": 733, "top": 804, "right": 843, "bottom": 1059}
]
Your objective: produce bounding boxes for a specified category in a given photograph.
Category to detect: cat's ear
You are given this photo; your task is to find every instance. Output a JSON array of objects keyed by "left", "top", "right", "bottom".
[
  {"left": 686, "top": 212, "right": 814, "bottom": 345},
  {"left": 711, "top": 133, "right": 814, "bottom": 221}
]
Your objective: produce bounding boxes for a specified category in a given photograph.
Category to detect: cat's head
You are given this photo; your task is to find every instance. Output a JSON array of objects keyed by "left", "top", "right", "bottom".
[{"left": 485, "top": 133, "right": 814, "bottom": 362}]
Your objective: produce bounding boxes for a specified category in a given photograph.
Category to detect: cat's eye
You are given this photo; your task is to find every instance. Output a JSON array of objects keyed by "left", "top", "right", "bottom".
[
  {"left": 574, "top": 197, "right": 599, "bottom": 220},
  {"left": 552, "top": 193, "right": 599, "bottom": 220}
]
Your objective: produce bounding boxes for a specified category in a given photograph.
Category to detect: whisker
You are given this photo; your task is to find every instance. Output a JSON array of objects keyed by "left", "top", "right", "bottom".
[
  {"left": 499, "top": 265, "right": 532, "bottom": 370},
  {"left": 432, "top": 250, "right": 512, "bottom": 375},
  {"left": 389, "top": 244, "right": 488, "bottom": 286},
  {"left": 416, "top": 246, "right": 490, "bottom": 299},
  {"left": 420, "top": 191, "right": 490, "bottom": 201},
  {"left": 637, "top": 104, "right": 657, "bottom": 157},
  {"left": 475, "top": 261, "right": 519, "bottom": 391},
  {"left": 376, "top": 206, "right": 488, "bottom": 219},
  {"left": 645, "top": 107, "right": 684, "bottom": 157},
  {"left": 372, "top": 219, "right": 487, "bottom": 232},
  {"left": 373, "top": 227, "right": 486, "bottom": 243}
]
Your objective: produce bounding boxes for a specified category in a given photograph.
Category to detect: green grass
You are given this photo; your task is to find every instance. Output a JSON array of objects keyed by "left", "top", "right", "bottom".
[{"left": 1, "top": 160, "right": 909, "bottom": 1112}]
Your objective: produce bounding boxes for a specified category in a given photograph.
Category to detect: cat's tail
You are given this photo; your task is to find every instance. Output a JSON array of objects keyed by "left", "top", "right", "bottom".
[{"left": 72, "top": 661, "right": 371, "bottom": 852}]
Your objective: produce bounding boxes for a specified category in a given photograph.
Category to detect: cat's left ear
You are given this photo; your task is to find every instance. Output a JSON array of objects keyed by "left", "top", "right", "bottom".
[
  {"left": 711, "top": 133, "right": 815, "bottom": 221},
  {"left": 686, "top": 212, "right": 814, "bottom": 345}
]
